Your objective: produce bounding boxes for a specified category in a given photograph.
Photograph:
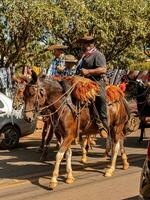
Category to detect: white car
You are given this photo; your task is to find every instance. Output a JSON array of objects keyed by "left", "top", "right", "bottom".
[{"left": 0, "top": 92, "right": 36, "bottom": 149}]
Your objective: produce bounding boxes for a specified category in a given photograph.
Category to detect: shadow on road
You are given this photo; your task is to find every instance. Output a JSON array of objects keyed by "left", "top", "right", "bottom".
[
  {"left": 123, "top": 196, "right": 139, "bottom": 200},
  {"left": 0, "top": 130, "right": 149, "bottom": 190}
]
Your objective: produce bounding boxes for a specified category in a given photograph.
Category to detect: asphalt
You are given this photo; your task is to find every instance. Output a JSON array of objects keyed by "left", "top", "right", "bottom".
[{"left": 0, "top": 128, "right": 149, "bottom": 200}]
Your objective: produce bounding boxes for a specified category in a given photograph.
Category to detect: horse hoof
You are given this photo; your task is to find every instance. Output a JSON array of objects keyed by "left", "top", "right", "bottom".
[
  {"left": 123, "top": 162, "right": 129, "bottom": 170},
  {"left": 105, "top": 169, "right": 114, "bottom": 177},
  {"left": 49, "top": 181, "right": 58, "bottom": 189},
  {"left": 66, "top": 177, "right": 75, "bottom": 184},
  {"left": 81, "top": 157, "right": 87, "bottom": 164}
]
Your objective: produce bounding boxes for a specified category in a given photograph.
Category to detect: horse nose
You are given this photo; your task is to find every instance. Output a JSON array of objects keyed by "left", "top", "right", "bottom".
[
  {"left": 24, "top": 116, "right": 32, "bottom": 123},
  {"left": 28, "top": 117, "right": 33, "bottom": 123},
  {"left": 28, "top": 117, "right": 31, "bottom": 122}
]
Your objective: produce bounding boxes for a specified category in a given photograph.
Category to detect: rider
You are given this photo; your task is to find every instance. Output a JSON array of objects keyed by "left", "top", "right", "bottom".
[
  {"left": 47, "top": 44, "right": 67, "bottom": 78},
  {"left": 64, "top": 54, "right": 78, "bottom": 76},
  {"left": 76, "top": 35, "right": 109, "bottom": 138}
]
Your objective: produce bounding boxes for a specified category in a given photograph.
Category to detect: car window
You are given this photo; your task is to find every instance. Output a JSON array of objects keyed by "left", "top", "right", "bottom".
[{"left": 0, "top": 100, "right": 4, "bottom": 108}]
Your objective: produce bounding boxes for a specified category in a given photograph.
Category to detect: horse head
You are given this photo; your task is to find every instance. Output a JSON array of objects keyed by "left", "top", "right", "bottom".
[
  {"left": 125, "top": 79, "right": 146, "bottom": 100},
  {"left": 12, "top": 75, "right": 29, "bottom": 110},
  {"left": 23, "top": 72, "right": 47, "bottom": 123}
]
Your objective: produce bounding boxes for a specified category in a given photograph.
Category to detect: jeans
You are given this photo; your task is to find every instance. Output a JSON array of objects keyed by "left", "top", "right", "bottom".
[{"left": 95, "top": 79, "right": 108, "bottom": 128}]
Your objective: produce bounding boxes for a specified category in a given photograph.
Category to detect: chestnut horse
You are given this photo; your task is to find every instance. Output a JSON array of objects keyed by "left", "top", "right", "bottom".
[{"left": 23, "top": 74, "right": 130, "bottom": 189}]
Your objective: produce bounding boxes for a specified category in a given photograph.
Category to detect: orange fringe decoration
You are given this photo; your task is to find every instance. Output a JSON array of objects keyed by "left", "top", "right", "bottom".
[
  {"left": 64, "top": 77, "right": 124, "bottom": 103},
  {"left": 106, "top": 85, "right": 124, "bottom": 102},
  {"left": 68, "top": 76, "right": 100, "bottom": 102}
]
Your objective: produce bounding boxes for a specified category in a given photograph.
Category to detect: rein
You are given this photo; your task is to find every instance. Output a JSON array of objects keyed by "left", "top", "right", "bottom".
[{"left": 39, "top": 83, "right": 77, "bottom": 114}]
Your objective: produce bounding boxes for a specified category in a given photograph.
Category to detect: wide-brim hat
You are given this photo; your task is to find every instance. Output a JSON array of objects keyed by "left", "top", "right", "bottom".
[
  {"left": 47, "top": 44, "right": 68, "bottom": 51},
  {"left": 65, "top": 55, "right": 78, "bottom": 63},
  {"left": 78, "top": 35, "right": 95, "bottom": 43}
]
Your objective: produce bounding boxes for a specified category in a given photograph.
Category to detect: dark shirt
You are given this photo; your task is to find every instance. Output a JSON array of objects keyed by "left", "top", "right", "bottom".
[{"left": 80, "top": 49, "right": 107, "bottom": 81}]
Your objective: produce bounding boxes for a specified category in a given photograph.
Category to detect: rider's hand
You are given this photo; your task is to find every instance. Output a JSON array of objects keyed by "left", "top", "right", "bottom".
[
  {"left": 57, "top": 65, "right": 65, "bottom": 73},
  {"left": 81, "top": 68, "right": 90, "bottom": 77}
]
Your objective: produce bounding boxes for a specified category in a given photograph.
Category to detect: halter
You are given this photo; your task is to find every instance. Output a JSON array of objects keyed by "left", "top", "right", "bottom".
[{"left": 24, "top": 83, "right": 41, "bottom": 115}]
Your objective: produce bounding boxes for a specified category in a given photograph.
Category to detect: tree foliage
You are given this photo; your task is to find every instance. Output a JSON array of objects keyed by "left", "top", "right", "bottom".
[{"left": 0, "top": 0, "right": 149, "bottom": 69}]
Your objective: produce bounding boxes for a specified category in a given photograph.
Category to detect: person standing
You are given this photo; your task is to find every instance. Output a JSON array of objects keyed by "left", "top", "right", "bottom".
[{"left": 76, "top": 35, "right": 109, "bottom": 138}]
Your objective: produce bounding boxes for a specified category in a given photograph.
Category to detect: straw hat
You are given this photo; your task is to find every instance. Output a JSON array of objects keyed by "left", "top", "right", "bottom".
[
  {"left": 47, "top": 44, "right": 68, "bottom": 51},
  {"left": 64, "top": 55, "right": 78, "bottom": 63},
  {"left": 78, "top": 35, "right": 95, "bottom": 43}
]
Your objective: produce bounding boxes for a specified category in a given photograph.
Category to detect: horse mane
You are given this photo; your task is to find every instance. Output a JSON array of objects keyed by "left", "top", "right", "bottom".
[
  {"left": 63, "top": 76, "right": 124, "bottom": 103},
  {"left": 65, "top": 76, "right": 100, "bottom": 102},
  {"left": 106, "top": 85, "right": 124, "bottom": 102}
]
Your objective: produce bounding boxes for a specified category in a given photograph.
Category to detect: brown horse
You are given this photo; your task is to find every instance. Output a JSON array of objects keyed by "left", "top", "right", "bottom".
[{"left": 23, "top": 74, "right": 130, "bottom": 189}]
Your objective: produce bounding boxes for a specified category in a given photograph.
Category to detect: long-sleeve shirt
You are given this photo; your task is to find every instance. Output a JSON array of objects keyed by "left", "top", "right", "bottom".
[{"left": 47, "top": 57, "right": 76, "bottom": 77}]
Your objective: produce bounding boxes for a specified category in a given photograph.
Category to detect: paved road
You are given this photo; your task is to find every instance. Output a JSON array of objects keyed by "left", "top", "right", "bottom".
[{"left": 0, "top": 129, "right": 149, "bottom": 200}]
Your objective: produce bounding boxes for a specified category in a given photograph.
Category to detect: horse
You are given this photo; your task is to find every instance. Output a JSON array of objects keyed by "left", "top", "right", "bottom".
[
  {"left": 23, "top": 74, "right": 130, "bottom": 189},
  {"left": 126, "top": 79, "right": 150, "bottom": 142}
]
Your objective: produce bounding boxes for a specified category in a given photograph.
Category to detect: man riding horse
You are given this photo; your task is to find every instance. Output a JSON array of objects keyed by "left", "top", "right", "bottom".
[{"left": 76, "top": 35, "right": 109, "bottom": 138}]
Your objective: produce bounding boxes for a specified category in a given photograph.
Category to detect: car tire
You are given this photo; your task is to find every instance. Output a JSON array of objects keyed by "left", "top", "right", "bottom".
[{"left": 0, "top": 125, "right": 20, "bottom": 149}]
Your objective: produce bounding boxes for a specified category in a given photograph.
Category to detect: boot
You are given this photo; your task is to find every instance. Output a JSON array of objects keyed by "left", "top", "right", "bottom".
[{"left": 96, "top": 119, "right": 109, "bottom": 138}]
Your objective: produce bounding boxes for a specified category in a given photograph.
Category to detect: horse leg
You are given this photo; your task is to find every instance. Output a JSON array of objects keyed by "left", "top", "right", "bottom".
[
  {"left": 138, "top": 121, "right": 144, "bottom": 143},
  {"left": 65, "top": 148, "right": 74, "bottom": 184},
  {"left": 102, "top": 136, "right": 111, "bottom": 158},
  {"left": 81, "top": 137, "right": 88, "bottom": 164},
  {"left": 49, "top": 133, "right": 75, "bottom": 189},
  {"left": 55, "top": 131, "right": 62, "bottom": 149},
  {"left": 120, "top": 138, "right": 129, "bottom": 170},
  {"left": 37, "top": 121, "right": 47, "bottom": 152},
  {"left": 105, "top": 139, "right": 120, "bottom": 177},
  {"left": 105, "top": 123, "right": 126, "bottom": 177},
  {"left": 40, "top": 124, "right": 52, "bottom": 161}
]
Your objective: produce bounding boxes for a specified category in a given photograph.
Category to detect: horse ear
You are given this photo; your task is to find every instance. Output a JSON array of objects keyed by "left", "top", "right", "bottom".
[{"left": 30, "top": 71, "right": 38, "bottom": 84}]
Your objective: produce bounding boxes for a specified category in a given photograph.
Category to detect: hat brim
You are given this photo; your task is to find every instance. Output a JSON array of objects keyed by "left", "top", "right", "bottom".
[
  {"left": 78, "top": 36, "right": 95, "bottom": 43},
  {"left": 65, "top": 60, "right": 78, "bottom": 63},
  {"left": 47, "top": 44, "right": 68, "bottom": 51}
]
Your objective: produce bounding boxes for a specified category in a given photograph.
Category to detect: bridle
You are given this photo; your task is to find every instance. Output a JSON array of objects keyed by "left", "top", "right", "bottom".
[{"left": 24, "top": 83, "right": 41, "bottom": 115}]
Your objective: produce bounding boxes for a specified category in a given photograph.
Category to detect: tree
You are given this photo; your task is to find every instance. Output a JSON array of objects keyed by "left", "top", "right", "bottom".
[
  {"left": 0, "top": 0, "right": 65, "bottom": 69},
  {"left": 0, "top": 0, "right": 149, "bottom": 69},
  {"left": 52, "top": 0, "right": 150, "bottom": 68}
]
